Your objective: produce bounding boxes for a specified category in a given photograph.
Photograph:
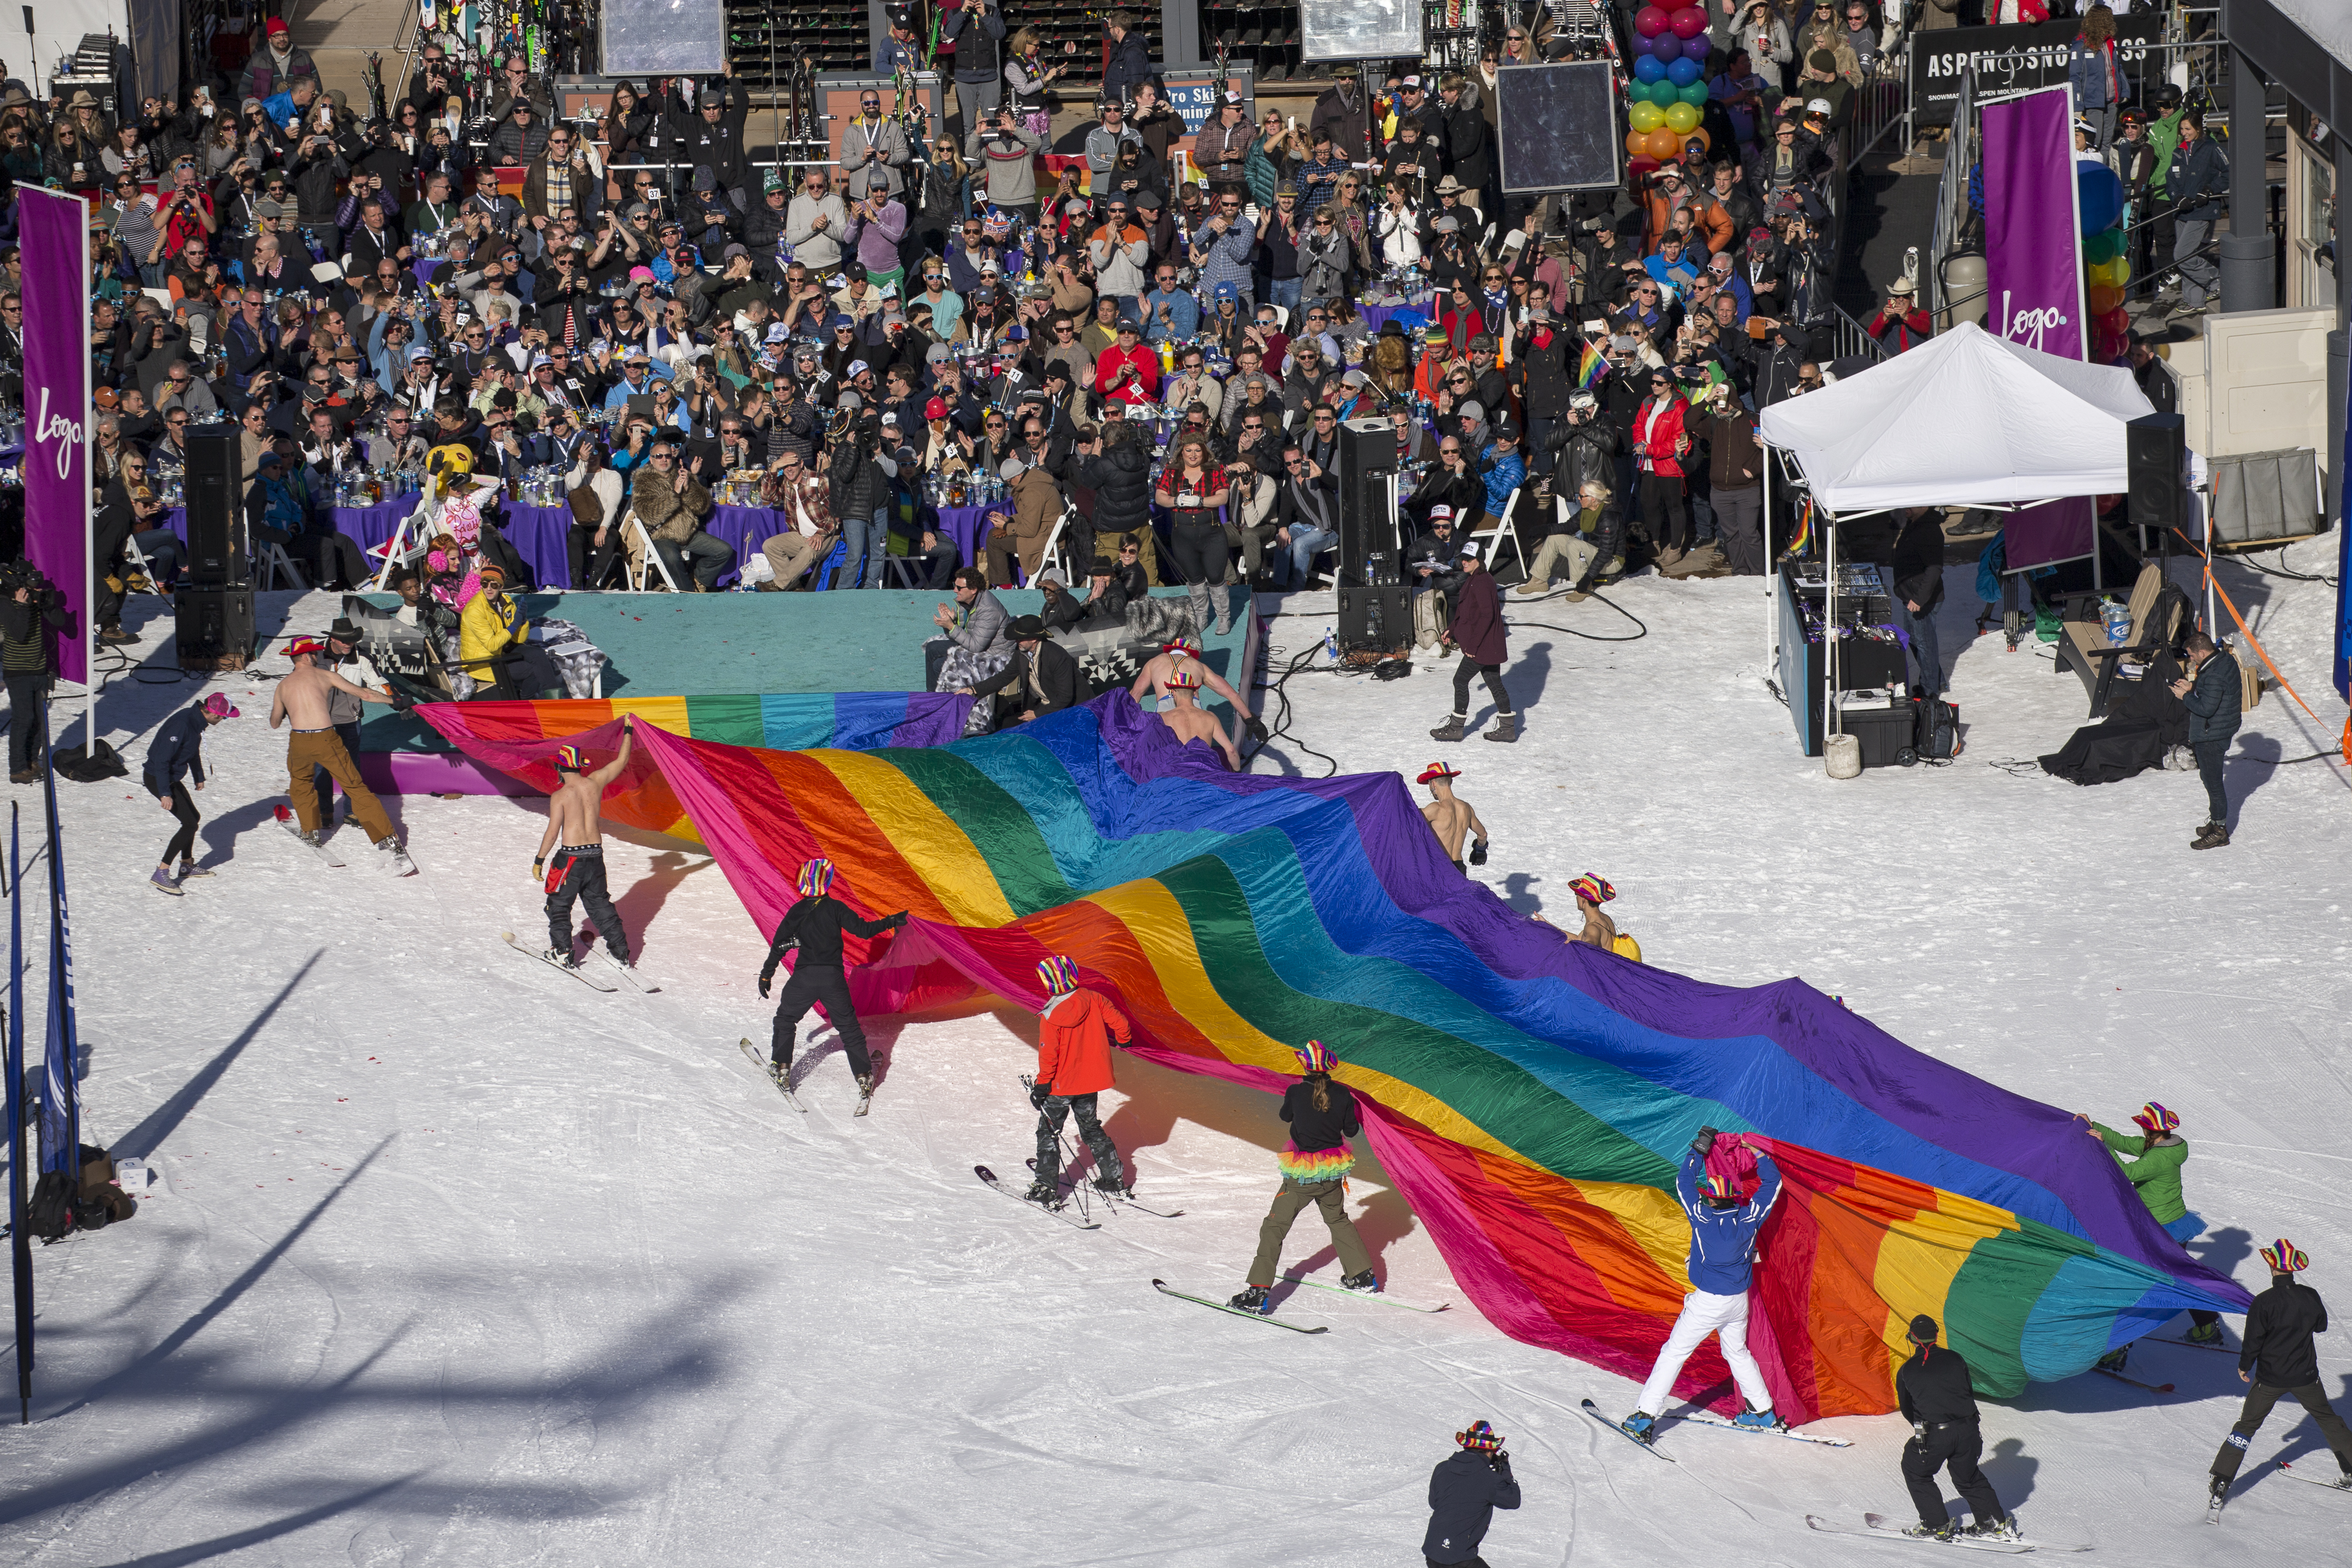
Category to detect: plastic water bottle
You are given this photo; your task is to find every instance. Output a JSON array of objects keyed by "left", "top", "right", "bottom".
[
  {"left": 2101, "top": 598, "right": 2132, "bottom": 647},
  {"left": 1324, "top": 626, "right": 1339, "bottom": 663}
]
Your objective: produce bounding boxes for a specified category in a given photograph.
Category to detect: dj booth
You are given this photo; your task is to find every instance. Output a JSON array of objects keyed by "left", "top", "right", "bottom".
[{"left": 1774, "top": 562, "right": 1912, "bottom": 766}]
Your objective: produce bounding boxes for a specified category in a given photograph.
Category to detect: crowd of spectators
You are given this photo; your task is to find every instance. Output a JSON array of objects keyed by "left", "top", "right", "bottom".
[{"left": 25, "top": 0, "right": 1920, "bottom": 661}]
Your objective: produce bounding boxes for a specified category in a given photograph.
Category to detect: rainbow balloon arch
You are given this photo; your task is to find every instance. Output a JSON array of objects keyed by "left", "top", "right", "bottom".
[{"left": 421, "top": 692, "right": 2247, "bottom": 1423}]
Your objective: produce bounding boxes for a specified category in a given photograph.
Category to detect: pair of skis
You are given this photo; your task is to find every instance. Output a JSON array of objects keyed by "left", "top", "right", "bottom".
[
  {"left": 740, "top": 1038, "right": 870, "bottom": 1117},
  {"left": 1805, "top": 1514, "right": 2086, "bottom": 1554},
  {"left": 1147, "top": 1273, "right": 1451, "bottom": 1334},
  {"left": 502, "top": 932, "right": 655, "bottom": 995},
  {"left": 1023, "top": 1158, "right": 1184, "bottom": 1219},
  {"left": 277, "top": 806, "right": 415, "bottom": 874},
  {"left": 1575, "top": 1399, "right": 1849, "bottom": 1463},
  {"left": 2210, "top": 1459, "right": 2352, "bottom": 1522}
]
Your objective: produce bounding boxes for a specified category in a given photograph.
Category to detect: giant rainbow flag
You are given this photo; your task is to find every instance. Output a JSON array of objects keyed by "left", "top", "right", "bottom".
[{"left": 421, "top": 694, "right": 2247, "bottom": 1423}]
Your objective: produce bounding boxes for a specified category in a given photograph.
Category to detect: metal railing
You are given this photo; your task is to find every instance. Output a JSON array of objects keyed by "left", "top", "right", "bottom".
[
  {"left": 1828, "top": 302, "right": 1889, "bottom": 365},
  {"left": 1926, "top": 65, "right": 1978, "bottom": 324}
]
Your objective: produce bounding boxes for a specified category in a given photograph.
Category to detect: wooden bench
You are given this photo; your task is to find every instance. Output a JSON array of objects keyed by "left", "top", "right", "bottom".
[{"left": 2055, "top": 561, "right": 2192, "bottom": 718}]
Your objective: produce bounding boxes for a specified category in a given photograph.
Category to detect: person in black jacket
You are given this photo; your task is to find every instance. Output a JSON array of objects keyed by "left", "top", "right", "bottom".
[
  {"left": 2209, "top": 1237, "right": 2352, "bottom": 1501},
  {"left": 1895, "top": 1315, "right": 2017, "bottom": 1543},
  {"left": 1076, "top": 420, "right": 1160, "bottom": 583},
  {"left": 2174, "top": 631, "right": 2242, "bottom": 850},
  {"left": 142, "top": 693, "right": 238, "bottom": 895},
  {"left": 0, "top": 568, "right": 70, "bottom": 783},
  {"left": 1099, "top": 14, "right": 1154, "bottom": 104},
  {"left": 1889, "top": 507, "right": 1947, "bottom": 699},
  {"left": 1422, "top": 1421, "right": 1521, "bottom": 1567},
  {"left": 1229, "top": 1039, "right": 1379, "bottom": 1312},
  {"left": 968, "top": 614, "right": 1085, "bottom": 729},
  {"left": 756, "top": 858, "right": 910, "bottom": 1103}
]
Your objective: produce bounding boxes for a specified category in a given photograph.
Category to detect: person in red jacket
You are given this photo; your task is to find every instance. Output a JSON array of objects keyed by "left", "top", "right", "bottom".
[
  {"left": 1094, "top": 318, "right": 1161, "bottom": 408},
  {"left": 1866, "top": 277, "right": 1933, "bottom": 354},
  {"left": 1632, "top": 367, "right": 1693, "bottom": 569},
  {"left": 1429, "top": 541, "right": 1517, "bottom": 743},
  {"left": 1024, "top": 953, "right": 1134, "bottom": 1204}
]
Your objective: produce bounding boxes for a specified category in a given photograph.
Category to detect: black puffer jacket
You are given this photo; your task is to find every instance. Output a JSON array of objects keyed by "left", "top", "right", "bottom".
[
  {"left": 828, "top": 437, "right": 887, "bottom": 523},
  {"left": 1545, "top": 419, "right": 1620, "bottom": 521},
  {"left": 1078, "top": 433, "right": 1152, "bottom": 538}
]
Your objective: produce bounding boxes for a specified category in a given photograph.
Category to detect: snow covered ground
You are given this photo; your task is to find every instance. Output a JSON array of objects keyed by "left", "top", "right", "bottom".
[{"left": 7, "top": 538, "right": 2351, "bottom": 1566}]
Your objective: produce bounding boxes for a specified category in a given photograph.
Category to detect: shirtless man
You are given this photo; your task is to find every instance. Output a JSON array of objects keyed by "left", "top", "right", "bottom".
[
  {"left": 1417, "top": 762, "right": 1489, "bottom": 870},
  {"left": 1129, "top": 635, "right": 1269, "bottom": 742},
  {"left": 1567, "top": 873, "right": 1634, "bottom": 956},
  {"left": 269, "top": 635, "right": 409, "bottom": 871},
  {"left": 1158, "top": 667, "right": 1241, "bottom": 770},
  {"left": 534, "top": 717, "right": 635, "bottom": 970}
]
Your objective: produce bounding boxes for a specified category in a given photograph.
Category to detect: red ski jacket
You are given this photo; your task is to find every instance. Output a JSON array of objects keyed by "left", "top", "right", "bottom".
[{"left": 1036, "top": 988, "right": 1131, "bottom": 1096}]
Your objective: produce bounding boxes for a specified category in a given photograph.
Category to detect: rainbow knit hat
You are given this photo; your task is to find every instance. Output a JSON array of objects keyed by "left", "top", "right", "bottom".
[
  {"left": 797, "top": 858, "right": 836, "bottom": 897},
  {"left": 1037, "top": 954, "right": 1080, "bottom": 996}
]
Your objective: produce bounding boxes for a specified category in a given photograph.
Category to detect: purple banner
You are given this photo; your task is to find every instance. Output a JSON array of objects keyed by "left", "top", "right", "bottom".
[
  {"left": 2004, "top": 495, "right": 2094, "bottom": 571},
  {"left": 1982, "top": 86, "right": 2085, "bottom": 364},
  {"left": 20, "top": 189, "right": 90, "bottom": 685}
]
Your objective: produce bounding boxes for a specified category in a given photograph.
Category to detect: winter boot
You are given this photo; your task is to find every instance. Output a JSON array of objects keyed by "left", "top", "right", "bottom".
[
  {"left": 1732, "top": 1405, "right": 1785, "bottom": 1431},
  {"left": 2182, "top": 1320, "right": 2225, "bottom": 1347},
  {"left": 2192, "top": 825, "right": 2231, "bottom": 851},
  {"left": 175, "top": 859, "right": 213, "bottom": 880},
  {"left": 8, "top": 768, "right": 35, "bottom": 784},
  {"left": 149, "top": 866, "right": 184, "bottom": 897},
  {"left": 1901, "top": 1521, "right": 1961, "bottom": 1543},
  {"left": 1429, "top": 713, "right": 1467, "bottom": 742},
  {"left": 1619, "top": 1411, "right": 1658, "bottom": 1444},
  {"left": 1228, "top": 1284, "right": 1272, "bottom": 1314},
  {"left": 1211, "top": 583, "right": 1232, "bottom": 636},
  {"left": 1186, "top": 580, "right": 1213, "bottom": 636},
  {"left": 1483, "top": 712, "right": 1520, "bottom": 743},
  {"left": 1340, "top": 1269, "right": 1380, "bottom": 1293}
]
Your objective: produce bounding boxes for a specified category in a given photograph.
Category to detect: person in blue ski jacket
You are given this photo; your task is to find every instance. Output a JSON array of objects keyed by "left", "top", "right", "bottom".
[{"left": 1621, "top": 1126, "right": 1783, "bottom": 1440}]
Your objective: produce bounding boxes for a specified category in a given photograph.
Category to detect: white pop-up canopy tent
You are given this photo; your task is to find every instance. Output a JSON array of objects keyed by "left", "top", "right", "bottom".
[{"left": 1756, "top": 319, "right": 2156, "bottom": 513}]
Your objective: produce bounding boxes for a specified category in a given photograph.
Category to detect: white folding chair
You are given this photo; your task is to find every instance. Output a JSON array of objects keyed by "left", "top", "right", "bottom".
[
  {"left": 1469, "top": 486, "right": 1529, "bottom": 580},
  {"left": 624, "top": 508, "right": 681, "bottom": 593},
  {"left": 120, "top": 530, "right": 166, "bottom": 596},
  {"left": 258, "top": 540, "right": 307, "bottom": 590}
]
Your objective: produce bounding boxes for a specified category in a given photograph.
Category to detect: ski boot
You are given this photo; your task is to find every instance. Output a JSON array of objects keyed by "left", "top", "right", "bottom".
[
  {"left": 2182, "top": 1320, "right": 2225, "bottom": 1347},
  {"left": 1227, "top": 1284, "right": 1272, "bottom": 1314},
  {"left": 1901, "top": 1521, "right": 1961, "bottom": 1543},
  {"left": 1619, "top": 1411, "right": 1658, "bottom": 1444},
  {"left": 1340, "top": 1269, "right": 1380, "bottom": 1293},
  {"left": 149, "top": 866, "right": 185, "bottom": 897},
  {"left": 768, "top": 1059, "right": 792, "bottom": 1091},
  {"left": 1091, "top": 1174, "right": 1129, "bottom": 1197},
  {"left": 1022, "top": 1178, "right": 1060, "bottom": 1205},
  {"left": 2095, "top": 1345, "right": 2129, "bottom": 1373},
  {"left": 1732, "top": 1404, "right": 1785, "bottom": 1431},
  {"left": 1970, "top": 1516, "right": 2025, "bottom": 1542},
  {"left": 2209, "top": 1477, "right": 2230, "bottom": 1506},
  {"left": 1429, "top": 713, "right": 1466, "bottom": 742},
  {"left": 175, "top": 859, "right": 213, "bottom": 880}
]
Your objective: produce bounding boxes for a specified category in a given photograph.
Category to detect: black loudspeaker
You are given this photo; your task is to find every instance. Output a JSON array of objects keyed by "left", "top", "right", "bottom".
[
  {"left": 175, "top": 585, "right": 255, "bottom": 670},
  {"left": 2126, "top": 413, "right": 2185, "bottom": 535},
  {"left": 1334, "top": 417, "right": 1399, "bottom": 587},
  {"left": 185, "top": 428, "right": 246, "bottom": 587},
  {"left": 1337, "top": 584, "right": 1412, "bottom": 656}
]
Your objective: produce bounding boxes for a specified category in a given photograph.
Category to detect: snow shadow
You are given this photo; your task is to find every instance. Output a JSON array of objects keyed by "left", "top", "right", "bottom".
[
  {"left": 1499, "top": 871, "right": 1546, "bottom": 916},
  {"left": 1509, "top": 639, "right": 1553, "bottom": 713},
  {"left": 2258, "top": 1373, "right": 2352, "bottom": 1475},
  {"left": 1976, "top": 1436, "right": 2039, "bottom": 1508},
  {"left": 195, "top": 797, "right": 290, "bottom": 867},
  {"left": 2224, "top": 732, "right": 2284, "bottom": 825},
  {"left": 2190, "top": 1226, "right": 2256, "bottom": 1283},
  {"left": 90, "top": 1473, "right": 425, "bottom": 1567},
  {"left": 112, "top": 950, "right": 324, "bottom": 1163},
  {"left": 600, "top": 849, "right": 713, "bottom": 948}
]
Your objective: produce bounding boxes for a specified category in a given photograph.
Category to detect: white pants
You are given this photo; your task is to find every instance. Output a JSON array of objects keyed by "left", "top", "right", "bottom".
[{"left": 1635, "top": 1288, "right": 1772, "bottom": 1416}]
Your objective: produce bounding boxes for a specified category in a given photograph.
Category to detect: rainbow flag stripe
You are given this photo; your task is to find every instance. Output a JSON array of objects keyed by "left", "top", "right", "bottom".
[{"left": 419, "top": 696, "right": 2246, "bottom": 1422}]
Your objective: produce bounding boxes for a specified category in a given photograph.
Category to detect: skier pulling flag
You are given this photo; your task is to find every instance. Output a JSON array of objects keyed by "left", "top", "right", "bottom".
[
  {"left": 533, "top": 719, "right": 636, "bottom": 972},
  {"left": 1228, "top": 1039, "right": 1380, "bottom": 1313},
  {"left": 2209, "top": 1238, "right": 2352, "bottom": 1505},
  {"left": 756, "top": 858, "right": 908, "bottom": 1108},
  {"left": 2076, "top": 1100, "right": 2226, "bottom": 1368},
  {"left": 1024, "top": 953, "right": 1134, "bottom": 1204},
  {"left": 1619, "top": 1127, "right": 1783, "bottom": 1442}
]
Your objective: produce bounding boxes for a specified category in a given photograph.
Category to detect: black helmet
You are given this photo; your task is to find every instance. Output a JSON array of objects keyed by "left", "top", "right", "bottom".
[{"left": 2154, "top": 82, "right": 2183, "bottom": 110}]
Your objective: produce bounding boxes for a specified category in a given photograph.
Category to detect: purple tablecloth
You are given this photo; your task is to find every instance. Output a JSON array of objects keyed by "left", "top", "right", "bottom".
[
  {"left": 706, "top": 504, "right": 784, "bottom": 589},
  {"left": 921, "top": 503, "right": 1001, "bottom": 567},
  {"left": 500, "top": 502, "right": 575, "bottom": 589},
  {"left": 413, "top": 258, "right": 448, "bottom": 288}
]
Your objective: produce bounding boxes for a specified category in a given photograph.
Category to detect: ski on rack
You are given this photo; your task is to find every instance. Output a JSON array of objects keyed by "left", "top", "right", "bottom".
[
  {"left": 738, "top": 1038, "right": 804, "bottom": 1110},
  {"left": 1281, "top": 1272, "right": 1449, "bottom": 1312},
  {"left": 1151, "top": 1278, "right": 1328, "bottom": 1333},
  {"left": 976, "top": 1165, "right": 1099, "bottom": 1229},
  {"left": 501, "top": 932, "right": 618, "bottom": 990},
  {"left": 1580, "top": 1399, "right": 1676, "bottom": 1462}
]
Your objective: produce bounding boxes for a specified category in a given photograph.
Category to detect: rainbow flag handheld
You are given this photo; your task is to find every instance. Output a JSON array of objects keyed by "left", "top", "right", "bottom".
[
  {"left": 419, "top": 696, "right": 2247, "bottom": 1423},
  {"left": 1576, "top": 339, "right": 1609, "bottom": 389}
]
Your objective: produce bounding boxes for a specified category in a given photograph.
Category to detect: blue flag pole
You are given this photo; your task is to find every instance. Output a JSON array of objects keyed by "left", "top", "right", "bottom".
[
  {"left": 7, "top": 800, "right": 29, "bottom": 1423},
  {"left": 36, "top": 724, "right": 75, "bottom": 1180}
]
